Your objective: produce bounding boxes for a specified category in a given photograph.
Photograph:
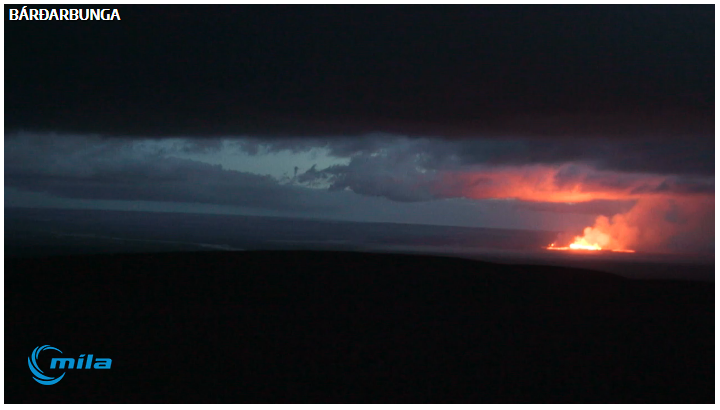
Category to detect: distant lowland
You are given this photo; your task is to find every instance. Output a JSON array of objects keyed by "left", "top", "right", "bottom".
[{"left": 5, "top": 207, "right": 714, "bottom": 281}]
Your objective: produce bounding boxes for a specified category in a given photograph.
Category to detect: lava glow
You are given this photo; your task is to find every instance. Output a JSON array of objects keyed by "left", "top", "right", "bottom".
[
  {"left": 546, "top": 238, "right": 635, "bottom": 253},
  {"left": 545, "top": 213, "right": 643, "bottom": 254}
]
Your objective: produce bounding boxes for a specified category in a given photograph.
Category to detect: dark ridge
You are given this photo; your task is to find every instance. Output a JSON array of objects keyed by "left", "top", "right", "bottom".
[{"left": 5, "top": 251, "right": 714, "bottom": 403}]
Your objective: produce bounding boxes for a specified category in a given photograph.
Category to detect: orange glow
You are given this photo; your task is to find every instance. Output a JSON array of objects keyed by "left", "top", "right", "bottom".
[
  {"left": 439, "top": 165, "right": 671, "bottom": 203},
  {"left": 431, "top": 164, "right": 712, "bottom": 255},
  {"left": 569, "top": 238, "right": 603, "bottom": 251},
  {"left": 546, "top": 240, "right": 635, "bottom": 253},
  {"left": 547, "top": 221, "right": 635, "bottom": 253}
]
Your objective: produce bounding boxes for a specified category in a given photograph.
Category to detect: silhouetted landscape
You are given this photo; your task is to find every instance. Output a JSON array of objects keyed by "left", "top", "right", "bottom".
[{"left": 5, "top": 250, "right": 713, "bottom": 403}]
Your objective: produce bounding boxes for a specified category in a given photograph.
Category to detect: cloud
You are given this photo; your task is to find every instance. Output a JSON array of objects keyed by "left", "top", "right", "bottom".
[
  {"left": 238, "top": 133, "right": 713, "bottom": 177},
  {"left": 8, "top": 133, "right": 713, "bottom": 210},
  {"left": 4, "top": 133, "right": 336, "bottom": 212},
  {"left": 511, "top": 199, "right": 638, "bottom": 216},
  {"left": 6, "top": 6, "right": 713, "bottom": 144},
  {"left": 553, "top": 196, "right": 714, "bottom": 253},
  {"left": 294, "top": 146, "right": 714, "bottom": 204}
]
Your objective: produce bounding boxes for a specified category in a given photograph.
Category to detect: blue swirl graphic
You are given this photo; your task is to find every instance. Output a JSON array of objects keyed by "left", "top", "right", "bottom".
[{"left": 28, "top": 345, "right": 65, "bottom": 385}]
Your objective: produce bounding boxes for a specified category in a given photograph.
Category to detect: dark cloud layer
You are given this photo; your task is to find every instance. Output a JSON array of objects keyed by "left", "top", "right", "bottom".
[
  {"left": 4, "top": 135, "right": 335, "bottom": 212},
  {"left": 6, "top": 5, "right": 713, "bottom": 149},
  {"left": 237, "top": 134, "right": 714, "bottom": 177},
  {"left": 7, "top": 133, "right": 714, "bottom": 210},
  {"left": 295, "top": 153, "right": 714, "bottom": 204},
  {"left": 511, "top": 200, "right": 638, "bottom": 216}
]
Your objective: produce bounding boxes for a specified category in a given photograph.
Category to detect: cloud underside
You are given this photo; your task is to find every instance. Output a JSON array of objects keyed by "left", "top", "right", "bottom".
[{"left": 5, "top": 132, "right": 712, "bottom": 207}]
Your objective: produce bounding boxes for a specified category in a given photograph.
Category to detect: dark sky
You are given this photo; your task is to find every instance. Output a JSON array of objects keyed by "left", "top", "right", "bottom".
[{"left": 5, "top": 5, "right": 714, "bottom": 139}]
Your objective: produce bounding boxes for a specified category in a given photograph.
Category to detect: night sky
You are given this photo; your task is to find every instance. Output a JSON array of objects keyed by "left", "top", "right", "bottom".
[{"left": 4, "top": 5, "right": 715, "bottom": 254}]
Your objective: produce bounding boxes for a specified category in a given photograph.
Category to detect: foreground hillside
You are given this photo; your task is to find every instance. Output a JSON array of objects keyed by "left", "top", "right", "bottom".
[{"left": 5, "top": 251, "right": 714, "bottom": 403}]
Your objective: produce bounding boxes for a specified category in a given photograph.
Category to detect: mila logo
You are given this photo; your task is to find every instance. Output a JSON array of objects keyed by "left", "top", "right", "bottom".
[{"left": 28, "top": 345, "right": 112, "bottom": 385}]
